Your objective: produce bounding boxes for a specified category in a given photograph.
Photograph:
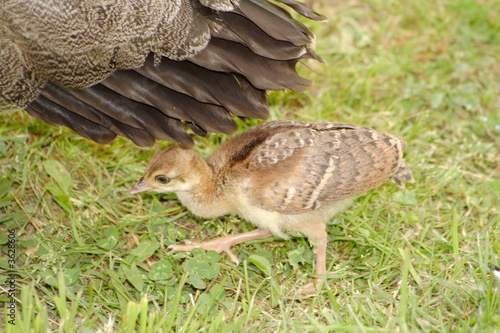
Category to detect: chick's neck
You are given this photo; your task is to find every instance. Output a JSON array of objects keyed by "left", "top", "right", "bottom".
[{"left": 175, "top": 156, "right": 232, "bottom": 219}]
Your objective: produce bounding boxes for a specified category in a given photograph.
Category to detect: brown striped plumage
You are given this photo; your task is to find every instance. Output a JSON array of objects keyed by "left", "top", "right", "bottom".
[{"left": 131, "top": 120, "right": 415, "bottom": 292}]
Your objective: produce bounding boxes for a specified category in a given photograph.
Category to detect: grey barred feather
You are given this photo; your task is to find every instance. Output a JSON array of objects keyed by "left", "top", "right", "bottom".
[{"left": 0, "top": 0, "right": 323, "bottom": 147}]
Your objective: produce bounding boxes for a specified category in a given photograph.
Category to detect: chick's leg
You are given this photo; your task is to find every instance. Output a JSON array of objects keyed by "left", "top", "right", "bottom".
[
  {"left": 296, "top": 222, "right": 329, "bottom": 294},
  {"left": 313, "top": 230, "right": 328, "bottom": 283},
  {"left": 169, "top": 228, "right": 273, "bottom": 263}
]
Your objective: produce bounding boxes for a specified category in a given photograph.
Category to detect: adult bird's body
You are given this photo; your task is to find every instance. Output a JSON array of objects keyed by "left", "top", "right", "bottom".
[
  {"left": 0, "top": 0, "right": 324, "bottom": 147},
  {"left": 131, "top": 120, "right": 415, "bottom": 292}
]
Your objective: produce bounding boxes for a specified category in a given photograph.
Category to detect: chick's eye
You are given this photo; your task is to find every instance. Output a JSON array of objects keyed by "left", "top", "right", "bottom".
[{"left": 155, "top": 175, "right": 169, "bottom": 184}]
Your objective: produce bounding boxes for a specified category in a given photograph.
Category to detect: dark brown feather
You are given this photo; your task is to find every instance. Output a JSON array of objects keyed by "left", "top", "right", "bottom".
[
  {"left": 135, "top": 55, "right": 268, "bottom": 118},
  {"left": 100, "top": 70, "right": 238, "bottom": 134},
  {"left": 189, "top": 38, "right": 311, "bottom": 91}
]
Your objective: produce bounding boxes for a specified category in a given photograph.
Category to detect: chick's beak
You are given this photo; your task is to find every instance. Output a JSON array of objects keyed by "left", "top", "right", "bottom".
[{"left": 130, "top": 177, "right": 152, "bottom": 194}]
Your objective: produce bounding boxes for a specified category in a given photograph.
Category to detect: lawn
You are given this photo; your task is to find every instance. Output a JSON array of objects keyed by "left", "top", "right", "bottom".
[{"left": 1, "top": 0, "right": 499, "bottom": 331}]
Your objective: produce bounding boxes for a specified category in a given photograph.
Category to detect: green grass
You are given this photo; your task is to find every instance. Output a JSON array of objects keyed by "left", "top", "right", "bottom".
[{"left": 1, "top": 0, "right": 499, "bottom": 331}]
